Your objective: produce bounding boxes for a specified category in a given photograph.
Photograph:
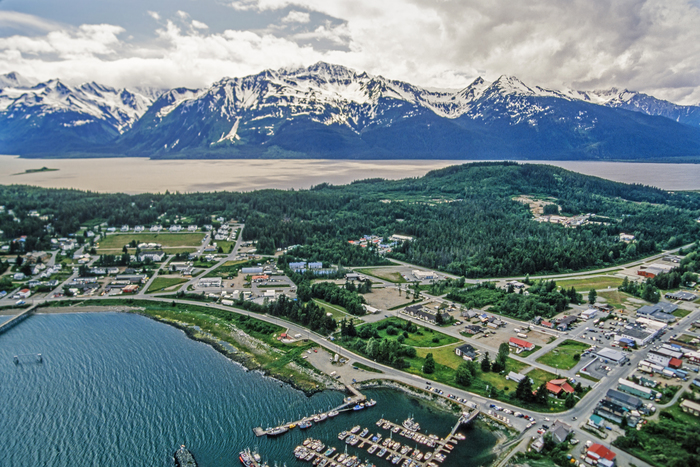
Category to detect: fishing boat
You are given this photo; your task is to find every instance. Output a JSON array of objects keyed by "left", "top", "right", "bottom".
[
  {"left": 299, "top": 420, "right": 313, "bottom": 430},
  {"left": 353, "top": 404, "right": 365, "bottom": 411},
  {"left": 402, "top": 417, "right": 420, "bottom": 432},
  {"left": 350, "top": 425, "right": 361, "bottom": 434},
  {"left": 266, "top": 426, "right": 289, "bottom": 436},
  {"left": 365, "top": 399, "right": 376, "bottom": 407},
  {"left": 174, "top": 445, "right": 197, "bottom": 467},
  {"left": 239, "top": 448, "right": 263, "bottom": 467},
  {"left": 328, "top": 410, "right": 339, "bottom": 418}
]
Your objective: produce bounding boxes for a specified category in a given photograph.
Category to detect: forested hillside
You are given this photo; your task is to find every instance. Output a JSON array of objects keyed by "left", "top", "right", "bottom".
[{"left": 1, "top": 162, "right": 699, "bottom": 277}]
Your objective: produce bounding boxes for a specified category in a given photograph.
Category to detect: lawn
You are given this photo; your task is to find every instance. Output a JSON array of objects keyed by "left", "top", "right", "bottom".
[
  {"left": 146, "top": 276, "right": 189, "bottom": 293},
  {"left": 351, "top": 361, "right": 383, "bottom": 373},
  {"left": 556, "top": 276, "right": 624, "bottom": 291},
  {"left": 526, "top": 368, "right": 560, "bottom": 387},
  {"left": 536, "top": 339, "right": 589, "bottom": 371},
  {"left": 97, "top": 232, "right": 205, "bottom": 249},
  {"left": 213, "top": 240, "right": 236, "bottom": 253},
  {"left": 355, "top": 268, "right": 407, "bottom": 283},
  {"left": 518, "top": 345, "right": 542, "bottom": 357},
  {"left": 373, "top": 317, "right": 459, "bottom": 347},
  {"left": 672, "top": 308, "right": 692, "bottom": 318}
]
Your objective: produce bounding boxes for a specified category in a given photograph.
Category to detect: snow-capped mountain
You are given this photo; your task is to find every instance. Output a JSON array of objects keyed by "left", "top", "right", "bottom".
[
  {"left": 0, "top": 74, "right": 163, "bottom": 154},
  {"left": 2, "top": 63, "right": 700, "bottom": 160}
]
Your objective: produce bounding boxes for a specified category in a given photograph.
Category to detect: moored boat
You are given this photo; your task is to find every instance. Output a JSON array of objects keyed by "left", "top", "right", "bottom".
[{"left": 175, "top": 445, "right": 197, "bottom": 467}]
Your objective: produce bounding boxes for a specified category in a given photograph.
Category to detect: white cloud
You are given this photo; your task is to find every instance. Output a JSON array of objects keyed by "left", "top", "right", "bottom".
[
  {"left": 281, "top": 11, "right": 311, "bottom": 23},
  {"left": 0, "top": 10, "right": 60, "bottom": 32},
  {"left": 147, "top": 11, "right": 161, "bottom": 21},
  {"left": 1, "top": 2, "right": 700, "bottom": 104},
  {"left": 176, "top": 10, "right": 190, "bottom": 20},
  {"left": 191, "top": 20, "right": 209, "bottom": 30}
]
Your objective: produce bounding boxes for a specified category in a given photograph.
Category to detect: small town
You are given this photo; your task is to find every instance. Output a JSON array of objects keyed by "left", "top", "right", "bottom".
[{"left": 1, "top": 210, "right": 699, "bottom": 467}]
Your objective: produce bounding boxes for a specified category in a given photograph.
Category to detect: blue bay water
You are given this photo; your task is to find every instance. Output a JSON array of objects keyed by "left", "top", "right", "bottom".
[{"left": 0, "top": 313, "right": 497, "bottom": 467}]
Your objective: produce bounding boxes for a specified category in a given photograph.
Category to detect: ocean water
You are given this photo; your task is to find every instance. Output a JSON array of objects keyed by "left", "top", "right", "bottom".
[
  {"left": 0, "top": 312, "right": 497, "bottom": 467},
  {"left": 1, "top": 155, "right": 699, "bottom": 193}
]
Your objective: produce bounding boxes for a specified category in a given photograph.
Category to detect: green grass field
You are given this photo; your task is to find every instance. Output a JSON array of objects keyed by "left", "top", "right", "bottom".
[
  {"left": 355, "top": 268, "right": 407, "bottom": 283},
  {"left": 146, "top": 276, "right": 189, "bottom": 293},
  {"left": 351, "top": 362, "right": 383, "bottom": 373},
  {"left": 373, "top": 317, "right": 458, "bottom": 347},
  {"left": 518, "top": 345, "right": 542, "bottom": 357},
  {"left": 536, "top": 339, "right": 589, "bottom": 371},
  {"left": 673, "top": 308, "right": 692, "bottom": 318},
  {"left": 556, "top": 276, "right": 624, "bottom": 291},
  {"left": 97, "top": 232, "right": 205, "bottom": 250}
]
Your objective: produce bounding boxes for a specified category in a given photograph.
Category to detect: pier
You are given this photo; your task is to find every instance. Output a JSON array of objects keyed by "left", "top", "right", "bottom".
[
  {"left": 0, "top": 304, "right": 39, "bottom": 336},
  {"left": 253, "top": 385, "right": 369, "bottom": 437}
]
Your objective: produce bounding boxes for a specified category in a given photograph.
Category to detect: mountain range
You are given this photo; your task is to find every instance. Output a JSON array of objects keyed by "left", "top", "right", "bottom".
[{"left": 2, "top": 62, "right": 700, "bottom": 160}]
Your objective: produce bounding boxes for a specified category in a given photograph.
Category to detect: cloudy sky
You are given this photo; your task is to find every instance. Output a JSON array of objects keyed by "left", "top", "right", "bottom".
[{"left": 1, "top": 0, "right": 699, "bottom": 104}]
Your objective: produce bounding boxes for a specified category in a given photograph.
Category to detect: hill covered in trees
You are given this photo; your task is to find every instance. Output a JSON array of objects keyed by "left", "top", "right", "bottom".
[{"left": 1, "top": 162, "right": 699, "bottom": 277}]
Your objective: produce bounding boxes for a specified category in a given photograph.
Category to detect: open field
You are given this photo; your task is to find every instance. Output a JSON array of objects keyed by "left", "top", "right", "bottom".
[
  {"left": 355, "top": 268, "right": 407, "bottom": 283},
  {"left": 146, "top": 276, "right": 189, "bottom": 293},
  {"left": 99, "top": 247, "right": 198, "bottom": 255},
  {"left": 536, "top": 339, "right": 589, "bottom": 371},
  {"left": 312, "top": 299, "right": 363, "bottom": 324},
  {"left": 556, "top": 276, "right": 624, "bottom": 291},
  {"left": 97, "top": 232, "right": 205, "bottom": 250},
  {"left": 373, "top": 317, "right": 459, "bottom": 347}
]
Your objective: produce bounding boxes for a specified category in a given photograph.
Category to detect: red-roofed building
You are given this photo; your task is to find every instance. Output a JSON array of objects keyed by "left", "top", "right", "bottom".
[
  {"left": 546, "top": 378, "right": 575, "bottom": 395},
  {"left": 251, "top": 274, "right": 269, "bottom": 282},
  {"left": 586, "top": 443, "right": 616, "bottom": 466},
  {"left": 541, "top": 320, "right": 553, "bottom": 328},
  {"left": 509, "top": 337, "right": 535, "bottom": 351},
  {"left": 668, "top": 357, "right": 683, "bottom": 369}
]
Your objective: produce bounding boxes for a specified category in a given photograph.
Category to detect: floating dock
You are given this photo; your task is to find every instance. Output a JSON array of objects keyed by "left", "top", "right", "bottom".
[
  {"left": 293, "top": 411, "right": 479, "bottom": 467},
  {"left": 253, "top": 385, "right": 371, "bottom": 437}
]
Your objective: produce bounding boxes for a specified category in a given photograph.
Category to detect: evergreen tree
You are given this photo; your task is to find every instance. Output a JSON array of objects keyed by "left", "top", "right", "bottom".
[
  {"left": 515, "top": 376, "right": 533, "bottom": 402},
  {"left": 535, "top": 382, "right": 549, "bottom": 406},
  {"left": 481, "top": 352, "right": 491, "bottom": 372},
  {"left": 455, "top": 361, "right": 473, "bottom": 386},
  {"left": 565, "top": 392, "right": 576, "bottom": 408},
  {"left": 588, "top": 288, "right": 597, "bottom": 304},
  {"left": 423, "top": 353, "right": 435, "bottom": 374}
]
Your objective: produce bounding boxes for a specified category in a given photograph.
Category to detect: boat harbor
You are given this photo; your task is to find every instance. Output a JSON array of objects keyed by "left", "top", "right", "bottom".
[
  {"left": 291, "top": 411, "right": 479, "bottom": 467},
  {"left": 253, "top": 385, "right": 373, "bottom": 437}
]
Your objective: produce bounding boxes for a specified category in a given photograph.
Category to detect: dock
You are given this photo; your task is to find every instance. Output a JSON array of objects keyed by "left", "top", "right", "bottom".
[
  {"left": 253, "top": 385, "right": 369, "bottom": 437},
  {"left": 293, "top": 411, "right": 479, "bottom": 467},
  {"left": 0, "top": 304, "right": 39, "bottom": 336}
]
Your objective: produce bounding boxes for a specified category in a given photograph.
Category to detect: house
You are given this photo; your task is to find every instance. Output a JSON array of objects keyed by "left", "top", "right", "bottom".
[
  {"left": 461, "top": 309, "right": 480, "bottom": 319},
  {"left": 530, "top": 437, "right": 545, "bottom": 453},
  {"left": 509, "top": 337, "right": 535, "bottom": 351},
  {"left": 541, "top": 320, "right": 554, "bottom": 328},
  {"left": 556, "top": 315, "right": 577, "bottom": 331},
  {"left": 13, "top": 272, "right": 26, "bottom": 280},
  {"left": 587, "top": 444, "right": 617, "bottom": 467},
  {"left": 134, "top": 225, "right": 144, "bottom": 232},
  {"left": 17, "top": 289, "right": 32, "bottom": 299},
  {"left": 463, "top": 325, "right": 484, "bottom": 335},
  {"left": 680, "top": 399, "right": 700, "bottom": 416},
  {"left": 546, "top": 379, "right": 574, "bottom": 395},
  {"left": 506, "top": 371, "right": 528, "bottom": 383},
  {"left": 455, "top": 344, "right": 478, "bottom": 361},
  {"left": 121, "top": 225, "right": 129, "bottom": 232},
  {"left": 588, "top": 414, "right": 605, "bottom": 429},
  {"left": 115, "top": 274, "right": 147, "bottom": 284},
  {"left": 169, "top": 225, "right": 183, "bottom": 232},
  {"left": 122, "top": 284, "right": 139, "bottom": 294},
  {"left": 188, "top": 225, "right": 198, "bottom": 232},
  {"left": 547, "top": 420, "right": 572, "bottom": 444}
]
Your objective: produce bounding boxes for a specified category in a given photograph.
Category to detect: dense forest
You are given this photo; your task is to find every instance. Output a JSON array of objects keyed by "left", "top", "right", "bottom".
[{"left": 1, "top": 162, "right": 699, "bottom": 277}]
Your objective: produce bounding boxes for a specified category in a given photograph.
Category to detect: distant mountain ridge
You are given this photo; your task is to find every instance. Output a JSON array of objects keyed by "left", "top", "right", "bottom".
[{"left": 1, "top": 64, "right": 700, "bottom": 160}]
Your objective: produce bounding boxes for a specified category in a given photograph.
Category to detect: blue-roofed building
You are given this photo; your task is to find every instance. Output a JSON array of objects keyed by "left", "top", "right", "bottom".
[
  {"left": 308, "top": 262, "right": 323, "bottom": 269},
  {"left": 289, "top": 262, "right": 307, "bottom": 272}
]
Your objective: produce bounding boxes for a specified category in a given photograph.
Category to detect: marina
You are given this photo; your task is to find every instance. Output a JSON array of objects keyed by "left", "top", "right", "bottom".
[
  {"left": 292, "top": 412, "right": 478, "bottom": 467},
  {"left": 254, "top": 385, "right": 373, "bottom": 437}
]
